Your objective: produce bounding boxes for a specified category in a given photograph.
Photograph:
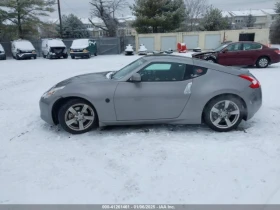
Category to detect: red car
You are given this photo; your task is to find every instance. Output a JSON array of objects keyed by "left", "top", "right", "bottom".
[{"left": 192, "top": 41, "right": 280, "bottom": 68}]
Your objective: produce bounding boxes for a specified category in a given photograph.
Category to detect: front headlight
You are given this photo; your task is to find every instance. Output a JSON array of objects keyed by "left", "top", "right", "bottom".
[
  {"left": 42, "top": 86, "right": 65, "bottom": 99},
  {"left": 32, "top": 50, "right": 36, "bottom": 54},
  {"left": 83, "top": 49, "right": 89, "bottom": 53}
]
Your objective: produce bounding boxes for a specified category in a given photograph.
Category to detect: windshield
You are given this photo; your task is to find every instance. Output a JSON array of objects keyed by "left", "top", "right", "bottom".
[
  {"left": 112, "top": 58, "right": 147, "bottom": 80},
  {"left": 48, "top": 40, "right": 65, "bottom": 47},
  {"left": 71, "top": 39, "right": 89, "bottom": 48},
  {"left": 15, "top": 41, "right": 34, "bottom": 50},
  {"left": 214, "top": 44, "right": 229, "bottom": 52}
]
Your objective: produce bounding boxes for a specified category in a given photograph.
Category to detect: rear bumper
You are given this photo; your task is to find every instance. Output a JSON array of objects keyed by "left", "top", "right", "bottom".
[
  {"left": 270, "top": 55, "right": 280, "bottom": 64},
  {"left": 241, "top": 87, "right": 262, "bottom": 121}
]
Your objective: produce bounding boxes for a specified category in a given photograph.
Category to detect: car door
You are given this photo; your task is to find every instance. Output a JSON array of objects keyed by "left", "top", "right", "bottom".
[
  {"left": 218, "top": 43, "right": 244, "bottom": 66},
  {"left": 113, "top": 62, "right": 193, "bottom": 121},
  {"left": 242, "top": 42, "right": 263, "bottom": 65}
]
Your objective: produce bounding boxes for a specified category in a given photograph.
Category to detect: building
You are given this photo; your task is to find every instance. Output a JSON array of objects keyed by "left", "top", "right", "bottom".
[{"left": 222, "top": 9, "right": 278, "bottom": 29}]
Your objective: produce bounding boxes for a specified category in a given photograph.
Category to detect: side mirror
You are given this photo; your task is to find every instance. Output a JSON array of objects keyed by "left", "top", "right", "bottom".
[
  {"left": 129, "top": 73, "right": 141, "bottom": 82},
  {"left": 223, "top": 49, "right": 228, "bottom": 53}
]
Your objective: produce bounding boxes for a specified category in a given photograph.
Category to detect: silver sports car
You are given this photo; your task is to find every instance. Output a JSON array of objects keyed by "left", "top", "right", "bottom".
[{"left": 40, "top": 55, "right": 262, "bottom": 134}]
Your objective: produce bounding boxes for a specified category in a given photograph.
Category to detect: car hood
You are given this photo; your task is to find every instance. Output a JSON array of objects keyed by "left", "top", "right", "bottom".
[
  {"left": 55, "top": 71, "right": 111, "bottom": 87},
  {"left": 192, "top": 51, "right": 216, "bottom": 57}
]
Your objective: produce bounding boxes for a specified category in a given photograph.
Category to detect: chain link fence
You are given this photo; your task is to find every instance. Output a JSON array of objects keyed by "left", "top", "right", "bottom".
[{"left": 0, "top": 36, "right": 135, "bottom": 58}]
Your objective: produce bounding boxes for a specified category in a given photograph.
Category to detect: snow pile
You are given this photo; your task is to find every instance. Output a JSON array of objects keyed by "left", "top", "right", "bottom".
[
  {"left": 0, "top": 55, "right": 280, "bottom": 204},
  {"left": 125, "top": 44, "right": 134, "bottom": 52}
]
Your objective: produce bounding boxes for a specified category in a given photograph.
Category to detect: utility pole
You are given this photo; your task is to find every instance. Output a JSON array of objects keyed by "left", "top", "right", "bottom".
[{"left": 57, "top": 0, "right": 63, "bottom": 38}]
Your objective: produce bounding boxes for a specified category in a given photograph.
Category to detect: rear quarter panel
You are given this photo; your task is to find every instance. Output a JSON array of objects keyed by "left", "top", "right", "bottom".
[{"left": 179, "top": 69, "right": 250, "bottom": 123}]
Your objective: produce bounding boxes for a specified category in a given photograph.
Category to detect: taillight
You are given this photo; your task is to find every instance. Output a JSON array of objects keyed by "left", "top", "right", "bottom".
[
  {"left": 239, "top": 74, "right": 260, "bottom": 89},
  {"left": 275, "top": 49, "right": 280, "bottom": 54}
]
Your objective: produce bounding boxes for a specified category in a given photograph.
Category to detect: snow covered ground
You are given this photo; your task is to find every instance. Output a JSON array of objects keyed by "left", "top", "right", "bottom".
[{"left": 0, "top": 53, "right": 280, "bottom": 204}]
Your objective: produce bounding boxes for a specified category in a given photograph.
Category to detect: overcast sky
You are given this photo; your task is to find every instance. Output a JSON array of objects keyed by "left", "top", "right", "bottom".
[{"left": 50, "top": 0, "right": 277, "bottom": 19}]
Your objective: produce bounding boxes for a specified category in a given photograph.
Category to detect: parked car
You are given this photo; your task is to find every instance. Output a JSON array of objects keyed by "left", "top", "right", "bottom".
[
  {"left": 70, "top": 39, "right": 97, "bottom": 59},
  {"left": 40, "top": 55, "right": 262, "bottom": 134},
  {"left": 11, "top": 39, "right": 37, "bottom": 60},
  {"left": 0, "top": 43, "right": 6, "bottom": 60},
  {"left": 192, "top": 41, "right": 280, "bottom": 68},
  {"left": 42, "top": 39, "right": 68, "bottom": 59}
]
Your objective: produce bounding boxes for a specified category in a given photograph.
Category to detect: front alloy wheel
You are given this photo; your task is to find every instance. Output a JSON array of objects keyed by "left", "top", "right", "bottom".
[
  {"left": 58, "top": 99, "right": 97, "bottom": 134},
  {"left": 204, "top": 96, "right": 244, "bottom": 132}
]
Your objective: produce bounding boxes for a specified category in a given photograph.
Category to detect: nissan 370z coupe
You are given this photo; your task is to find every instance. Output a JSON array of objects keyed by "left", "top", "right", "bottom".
[{"left": 40, "top": 55, "right": 262, "bottom": 134}]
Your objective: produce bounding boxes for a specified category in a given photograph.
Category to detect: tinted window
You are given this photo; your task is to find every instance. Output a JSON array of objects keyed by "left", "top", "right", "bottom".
[
  {"left": 226, "top": 43, "right": 243, "bottom": 51},
  {"left": 139, "top": 62, "right": 186, "bottom": 82},
  {"left": 243, "top": 43, "right": 262, "bottom": 50},
  {"left": 190, "top": 66, "right": 208, "bottom": 78}
]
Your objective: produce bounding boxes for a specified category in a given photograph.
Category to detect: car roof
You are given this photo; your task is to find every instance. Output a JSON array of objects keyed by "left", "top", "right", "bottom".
[
  {"left": 230, "top": 41, "right": 263, "bottom": 45},
  {"left": 11, "top": 39, "right": 31, "bottom": 43},
  {"left": 143, "top": 54, "right": 192, "bottom": 62}
]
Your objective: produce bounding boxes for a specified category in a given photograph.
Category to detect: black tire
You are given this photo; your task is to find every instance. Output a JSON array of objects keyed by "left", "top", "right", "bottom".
[
  {"left": 206, "top": 58, "right": 216, "bottom": 63},
  {"left": 63, "top": 54, "right": 68, "bottom": 59},
  {"left": 88, "top": 54, "right": 91, "bottom": 59},
  {"left": 43, "top": 54, "right": 46, "bottom": 58},
  {"left": 256, "top": 57, "right": 269, "bottom": 68},
  {"left": 34, "top": 56, "right": 37, "bottom": 59},
  {"left": 47, "top": 53, "right": 52, "bottom": 59},
  {"left": 203, "top": 96, "right": 245, "bottom": 132},
  {"left": 71, "top": 56, "right": 75, "bottom": 59},
  {"left": 16, "top": 55, "right": 20, "bottom": 60},
  {"left": 94, "top": 53, "right": 97, "bottom": 56},
  {"left": 58, "top": 99, "right": 98, "bottom": 134}
]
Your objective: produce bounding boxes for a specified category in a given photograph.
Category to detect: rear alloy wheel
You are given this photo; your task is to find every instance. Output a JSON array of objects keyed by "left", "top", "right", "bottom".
[
  {"left": 256, "top": 57, "right": 269, "bottom": 68},
  {"left": 204, "top": 96, "right": 244, "bottom": 132},
  {"left": 58, "top": 99, "right": 97, "bottom": 134}
]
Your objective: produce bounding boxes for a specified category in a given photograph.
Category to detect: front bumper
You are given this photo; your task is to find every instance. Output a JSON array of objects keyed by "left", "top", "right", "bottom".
[
  {"left": 49, "top": 52, "right": 68, "bottom": 58},
  {"left": 17, "top": 53, "right": 37, "bottom": 59},
  {"left": 39, "top": 97, "right": 56, "bottom": 125},
  {"left": 70, "top": 52, "right": 90, "bottom": 57},
  {"left": 0, "top": 54, "right": 6, "bottom": 60}
]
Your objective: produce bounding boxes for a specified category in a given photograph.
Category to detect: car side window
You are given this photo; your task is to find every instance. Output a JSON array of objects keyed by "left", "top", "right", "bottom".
[
  {"left": 190, "top": 66, "right": 208, "bottom": 79},
  {"left": 243, "top": 43, "right": 262, "bottom": 50},
  {"left": 138, "top": 62, "right": 186, "bottom": 82},
  {"left": 226, "top": 43, "right": 243, "bottom": 52}
]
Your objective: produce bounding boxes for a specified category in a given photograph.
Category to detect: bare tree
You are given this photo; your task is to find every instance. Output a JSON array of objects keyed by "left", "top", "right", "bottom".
[
  {"left": 89, "top": 0, "right": 127, "bottom": 37},
  {"left": 184, "top": 0, "right": 209, "bottom": 31}
]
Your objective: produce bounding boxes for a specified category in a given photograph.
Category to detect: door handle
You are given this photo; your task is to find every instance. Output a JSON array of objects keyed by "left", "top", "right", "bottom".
[{"left": 184, "top": 82, "right": 193, "bottom": 94}]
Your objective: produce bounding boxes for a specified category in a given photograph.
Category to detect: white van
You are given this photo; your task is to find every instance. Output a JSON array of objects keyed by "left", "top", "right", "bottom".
[
  {"left": 11, "top": 39, "right": 37, "bottom": 60},
  {"left": 42, "top": 39, "right": 68, "bottom": 59},
  {"left": 0, "top": 43, "right": 6, "bottom": 60}
]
